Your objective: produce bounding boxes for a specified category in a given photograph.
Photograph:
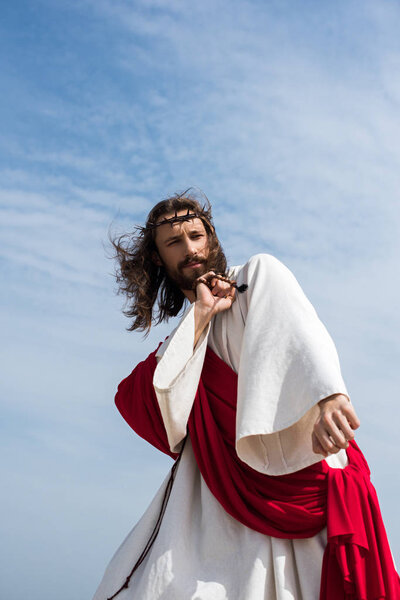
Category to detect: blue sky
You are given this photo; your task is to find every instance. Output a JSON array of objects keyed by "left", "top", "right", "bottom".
[{"left": 1, "top": 1, "right": 399, "bottom": 598}]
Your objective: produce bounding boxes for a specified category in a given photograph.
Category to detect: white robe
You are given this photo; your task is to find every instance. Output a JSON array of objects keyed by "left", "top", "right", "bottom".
[{"left": 93, "top": 254, "right": 351, "bottom": 600}]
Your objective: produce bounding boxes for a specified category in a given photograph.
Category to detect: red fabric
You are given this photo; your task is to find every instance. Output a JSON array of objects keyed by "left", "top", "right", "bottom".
[
  {"left": 115, "top": 346, "right": 178, "bottom": 460},
  {"left": 115, "top": 345, "right": 400, "bottom": 600}
]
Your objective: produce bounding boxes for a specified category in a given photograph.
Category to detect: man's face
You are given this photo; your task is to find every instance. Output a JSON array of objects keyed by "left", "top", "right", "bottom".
[{"left": 153, "top": 210, "right": 211, "bottom": 291}]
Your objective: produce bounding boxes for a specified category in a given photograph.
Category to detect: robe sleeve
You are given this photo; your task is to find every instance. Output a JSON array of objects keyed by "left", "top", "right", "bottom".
[
  {"left": 235, "top": 253, "right": 351, "bottom": 475},
  {"left": 153, "top": 303, "right": 211, "bottom": 453},
  {"left": 114, "top": 347, "right": 179, "bottom": 459}
]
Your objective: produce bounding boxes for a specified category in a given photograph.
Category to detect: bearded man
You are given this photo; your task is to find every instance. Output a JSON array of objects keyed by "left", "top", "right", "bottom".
[{"left": 93, "top": 191, "right": 399, "bottom": 600}]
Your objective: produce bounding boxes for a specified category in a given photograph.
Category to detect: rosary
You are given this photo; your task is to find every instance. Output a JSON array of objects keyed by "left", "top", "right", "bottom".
[{"left": 193, "top": 273, "right": 248, "bottom": 294}]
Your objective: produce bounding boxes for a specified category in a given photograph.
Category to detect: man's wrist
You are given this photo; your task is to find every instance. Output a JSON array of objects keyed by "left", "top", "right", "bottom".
[
  {"left": 193, "top": 302, "right": 214, "bottom": 348},
  {"left": 318, "top": 393, "right": 349, "bottom": 407},
  {"left": 194, "top": 300, "right": 216, "bottom": 318}
]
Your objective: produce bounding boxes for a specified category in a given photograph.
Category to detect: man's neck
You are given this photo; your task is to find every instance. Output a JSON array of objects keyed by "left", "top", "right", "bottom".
[{"left": 183, "top": 289, "right": 196, "bottom": 303}]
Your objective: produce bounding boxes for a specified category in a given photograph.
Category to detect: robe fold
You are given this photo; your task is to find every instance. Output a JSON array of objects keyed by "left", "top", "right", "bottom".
[{"left": 93, "top": 254, "right": 399, "bottom": 600}]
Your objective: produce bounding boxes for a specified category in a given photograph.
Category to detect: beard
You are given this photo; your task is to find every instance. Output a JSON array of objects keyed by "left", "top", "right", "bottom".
[{"left": 163, "top": 254, "right": 211, "bottom": 291}]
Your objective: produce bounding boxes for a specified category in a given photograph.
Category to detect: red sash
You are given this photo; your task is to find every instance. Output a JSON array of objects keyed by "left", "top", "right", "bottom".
[{"left": 115, "top": 345, "right": 400, "bottom": 600}]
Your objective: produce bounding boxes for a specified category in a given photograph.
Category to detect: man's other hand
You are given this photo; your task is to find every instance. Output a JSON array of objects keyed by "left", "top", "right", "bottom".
[{"left": 312, "top": 394, "right": 360, "bottom": 457}]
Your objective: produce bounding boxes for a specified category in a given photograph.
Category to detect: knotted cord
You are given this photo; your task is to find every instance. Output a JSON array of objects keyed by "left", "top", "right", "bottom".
[{"left": 106, "top": 438, "right": 186, "bottom": 600}]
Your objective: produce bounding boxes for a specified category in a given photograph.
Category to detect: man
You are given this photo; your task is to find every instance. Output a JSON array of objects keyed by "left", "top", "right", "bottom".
[{"left": 94, "top": 191, "right": 399, "bottom": 600}]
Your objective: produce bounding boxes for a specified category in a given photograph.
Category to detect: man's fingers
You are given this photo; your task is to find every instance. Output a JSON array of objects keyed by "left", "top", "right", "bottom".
[
  {"left": 313, "top": 420, "right": 343, "bottom": 454},
  {"left": 195, "top": 271, "right": 237, "bottom": 299},
  {"left": 322, "top": 414, "right": 350, "bottom": 448},
  {"left": 342, "top": 404, "right": 360, "bottom": 430},
  {"left": 210, "top": 278, "right": 235, "bottom": 298},
  {"left": 314, "top": 415, "right": 356, "bottom": 456},
  {"left": 202, "top": 271, "right": 216, "bottom": 283},
  {"left": 194, "top": 271, "right": 236, "bottom": 312},
  {"left": 332, "top": 412, "right": 356, "bottom": 442},
  {"left": 312, "top": 432, "right": 328, "bottom": 457},
  {"left": 195, "top": 273, "right": 227, "bottom": 295},
  {"left": 319, "top": 432, "right": 341, "bottom": 454}
]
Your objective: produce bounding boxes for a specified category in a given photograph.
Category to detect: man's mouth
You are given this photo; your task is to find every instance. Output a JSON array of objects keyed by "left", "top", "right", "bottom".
[{"left": 181, "top": 258, "right": 205, "bottom": 269}]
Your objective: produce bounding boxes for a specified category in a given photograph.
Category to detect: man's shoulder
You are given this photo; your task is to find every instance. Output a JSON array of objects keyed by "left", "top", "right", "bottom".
[{"left": 229, "top": 253, "right": 286, "bottom": 278}]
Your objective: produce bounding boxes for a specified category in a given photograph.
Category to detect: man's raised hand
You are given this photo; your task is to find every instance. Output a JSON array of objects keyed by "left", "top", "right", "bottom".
[
  {"left": 194, "top": 271, "right": 236, "bottom": 314},
  {"left": 193, "top": 271, "right": 236, "bottom": 348}
]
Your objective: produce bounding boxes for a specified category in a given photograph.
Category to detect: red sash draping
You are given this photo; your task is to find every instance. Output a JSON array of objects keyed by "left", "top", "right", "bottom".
[
  {"left": 115, "top": 345, "right": 400, "bottom": 599},
  {"left": 115, "top": 345, "right": 179, "bottom": 460}
]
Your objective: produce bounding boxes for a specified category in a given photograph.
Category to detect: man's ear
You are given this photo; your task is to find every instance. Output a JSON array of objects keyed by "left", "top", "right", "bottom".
[{"left": 152, "top": 250, "right": 163, "bottom": 267}]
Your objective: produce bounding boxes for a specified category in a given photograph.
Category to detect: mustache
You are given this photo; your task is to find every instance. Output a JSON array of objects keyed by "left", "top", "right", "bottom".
[{"left": 179, "top": 255, "right": 207, "bottom": 269}]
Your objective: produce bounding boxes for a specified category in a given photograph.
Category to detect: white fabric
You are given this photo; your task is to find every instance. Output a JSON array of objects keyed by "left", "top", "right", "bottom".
[
  {"left": 155, "top": 253, "right": 350, "bottom": 475},
  {"left": 93, "top": 253, "right": 350, "bottom": 600}
]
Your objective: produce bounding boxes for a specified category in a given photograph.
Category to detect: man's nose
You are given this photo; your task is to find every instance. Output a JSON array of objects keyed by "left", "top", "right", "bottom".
[{"left": 182, "top": 236, "right": 197, "bottom": 256}]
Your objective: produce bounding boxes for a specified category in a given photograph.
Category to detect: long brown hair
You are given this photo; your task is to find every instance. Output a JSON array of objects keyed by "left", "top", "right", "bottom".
[{"left": 108, "top": 189, "right": 228, "bottom": 334}]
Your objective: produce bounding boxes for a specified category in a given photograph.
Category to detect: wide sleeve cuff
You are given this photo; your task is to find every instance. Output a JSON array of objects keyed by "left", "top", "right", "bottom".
[
  {"left": 236, "top": 398, "right": 350, "bottom": 475},
  {"left": 153, "top": 303, "right": 211, "bottom": 453}
]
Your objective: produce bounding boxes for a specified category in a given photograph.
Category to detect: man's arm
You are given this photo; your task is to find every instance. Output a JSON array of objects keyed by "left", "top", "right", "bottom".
[
  {"left": 193, "top": 260, "right": 361, "bottom": 463},
  {"left": 152, "top": 274, "right": 236, "bottom": 454},
  {"left": 226, "top": 254, "right": 359, "bottom": 468}
]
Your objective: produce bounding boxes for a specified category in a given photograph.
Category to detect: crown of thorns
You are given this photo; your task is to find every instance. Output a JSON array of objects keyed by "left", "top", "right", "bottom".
[{"left": 138, "top": 208, "right": 214, "bottom": 233}]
